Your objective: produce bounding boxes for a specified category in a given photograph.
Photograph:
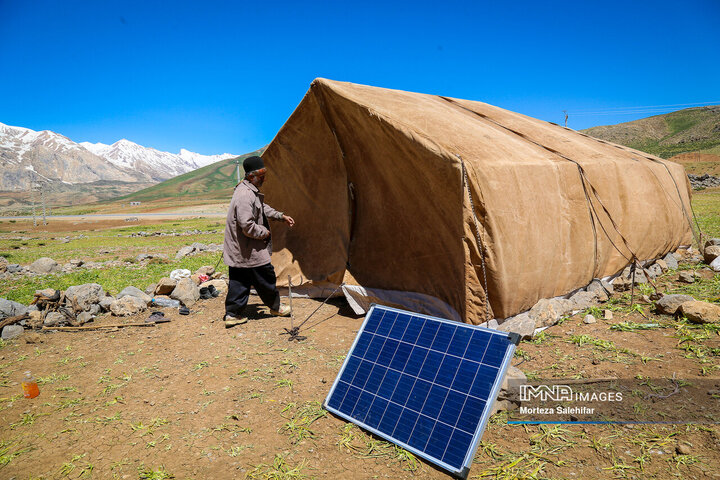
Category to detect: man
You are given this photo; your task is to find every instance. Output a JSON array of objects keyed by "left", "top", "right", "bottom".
[{"left": 222, "top": 155, "right": 295, "bottom": 328}]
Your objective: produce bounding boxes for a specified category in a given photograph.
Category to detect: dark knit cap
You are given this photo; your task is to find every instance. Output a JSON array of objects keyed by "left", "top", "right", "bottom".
[{"left": 243, "top": 155, "right": 265, "bottom": 174}]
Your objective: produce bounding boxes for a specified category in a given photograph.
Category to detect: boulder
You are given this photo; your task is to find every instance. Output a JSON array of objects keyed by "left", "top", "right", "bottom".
[
  {"left": 74, "top": 311, "right": 94, "bottom": 326},
  {"left": 583, "top": 314, "right": 597, "bottom": 324},
  {"left": 678, "top": 271, "right": 695, "bottom": 284},
  {"left": 0, "top": 256, "right": 7, "bottom": 273},
  {"left": 29, "top": 257, "right": 60, "bottom": 274},
  {"left": 190, "top": 274, "right": 202, "bottom": 285},
  {"left": 567, "top": 291, "right": 598, "bottom": 311},
  {"left": 646, "top": 264, "right": 663, "bottom": 279},
  {"left": 663, "top": 252, "right": 679, "bottom": 270},
  {"left": 65, "top": 283, "right": 105, "bottom": 311},
  {"left": 0, "top": 298, "right": 28, "bottom": 319},
  {"left": 612, "top": 276, "right": 631, "bottom": 291},
  {"left": 27, "top": 310, "right": 43, "bottom": 329},
  {"left": 656, "top": 294, "right": 695, "bottom": 315},
  {"left": 603, "top": 309, "right": 613, "bottom": 320},
  {"left": 705, "top": 238, "right": 720, "bottom": 248},
  {"left": 703, "top": 245, "right": 720, "bottom": 264},
  {"left": 196, "top": 266, "right": 215, "bottom": 277},
  {"left": 655, "top": 259, "right": 668, "bottom": 272},
  {"left": 175, "top": 246, "right": 194, "bottom": 259},
  {"left": 6, "top": 264, "right": 22, "bottom": 274},
  {"left": 99, "top": 296, "right": 114, "bottom": 312},
  {"left": 155, "top": 277, "right": 177, "bottom": 295},
  {"left": 136, "top": 254, "right": 153, "bottom": 262},
  {"left": 204, "top": 279, "right": 228, "bottom": 295},
  {"left": 586, "top": 279, "right": 613, "bottom": 299},
  {"left": 529, "top": 298, "right": 571, "bottom": 328},
  {"left": 711, "top": 256, "right": 720, "bottom": 273},
  {"left": 170, "top": 277, "right": 200, "bottom": 307},
  {"left": 1, "top": 325, "right": 23, "bottom": 340},
  {"left": 109, "top": 296, "right": 147, "bottom": 316},
  {"left": 145, "top": 283, "right": 157, "bottom": 295},
  {"left": 679, "top": 301, "right": 720, "bottom": 324},
  {"left": 69, "top": 259, "right": 83, "bottom": 267},
  {"left": 497, "top": 313, "right": 534, "bottom": 340},
  {"left": 491, "top": 366, "right": 527, "bottom": 415},
  {"left": 43, "top": 311, "right": 66, "bottom": 327},
  {"left": 191, "top": 242, "right": 208, "bottom": 252},
  {"left": 117, "top": 286, "right": 151, "bottom": 305}
]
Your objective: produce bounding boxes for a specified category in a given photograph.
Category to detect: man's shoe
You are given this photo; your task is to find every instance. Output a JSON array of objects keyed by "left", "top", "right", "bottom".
[
  {"left": 224, "top": 314, "right": 247, "bottom": 328},
  {"left": 269, "top": 304, "right": 291, "bottom": 317},
  {"left": 199, "top": 287, "right": 212, "bottom": 300}
]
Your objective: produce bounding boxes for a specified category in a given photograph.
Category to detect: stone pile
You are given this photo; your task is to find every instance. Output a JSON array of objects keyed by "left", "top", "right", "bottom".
[
  {"left": 175, "top": 242, "right": 223, "bottom": 260},
  {"left": 688, "top": 173, "right": 720, "bottom": 190}
]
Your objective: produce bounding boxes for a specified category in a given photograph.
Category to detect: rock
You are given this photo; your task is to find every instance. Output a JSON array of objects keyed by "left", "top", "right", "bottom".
[
  {"left": 646, "top": 264, "right": 663, "bottom": 279},
  {"left": 0, "top": 256, "right": 7, "bottom": 272},
  {"left": 155, "top": 277, "right": 177, "bottom": 295},
  {"left": 0, "top": 298, "right": 28, "bottom": 319},
  {"left": 170, "top": 277, "right": 200, "bottom": 307},
  {"left": 656, "top": 294, "right": 695, "bottom": 315},
  {"left": 704, "top": 245, "right": 720, "bottom": 264},
  {"left": 567, "top": 291, "right": 598, "bottom": 311},
  {"left": 491, "top": 366, "right": 527, "bottom": 415},
  {"left": 6, "top": 264, "right": 22, "bottom": 273},
  {"left": 678, "top": 271, "right": 695, "bottom": 283},
  {"left": 29, "top": 257, "right": 60, "bottom": 274},
  {"left": 663, "top": 252, "right": 679, "bottom": 270},
  {"left": 603, "top": 309, "right": 613, "bottom": 320},
  {"left": 75, "top": 311, "right": 94, "bottom": 325},
  {"left": 175, "top": 246, "right": 194, "bottom": 259},
  {"left": 583, "top": 314, "right": 597, "bottom": 324},
  {"left": 109, "top": 296, "right": 147, "bottom": 316},
  {"left": 204, "top": 279, "right": 228, "bottom": 295},
  {"left": 655, "top": 259, "right": 668, "bottom": 272},
  {"left": 23, "top": 333, "right": 43, "bottom": 344},
  {"left": 1, "top": 325, "right": 23, "bottom": 340},
  {"left": 99, "top": 296, "right": 114, "bottom": 312},
  {"left": 87, "top": 304, "right": 101, "bottom": 316},
  {"left": 117, "top": 286, "right": 151, "bottom": 305},
  {"left": 43, "top": 311, "right": 66, "bottom": 326},
  {"left": 27, "top": 310, "right": 43, "bottom": 329},
  {"left": 586, "top": 279, "right": 612, "bottom": 301},
  {"left": 196, "top": 266, "right": 215, "bottom": 277},
  {"left": 69, "top": 259, "right": 83, "bottom": 267},
  {"left": 612, "top": 276, "right": 631, "bottom": 291},
  {"left": 190, "top": 274, "right": 201, "bottom": 285},
  {"left": 705, "top": 238, "right": 720, "bottom": 248},
  {"left": 711, "top": 256, "right": 720, "bottom": 272},
  {"left": 529, "top": 298, "right": 571, "bottom": 328},
  {"left": 211, "top": 272, "right": 224, "bottom": 280},
  {"left": 497, "top": 313, "right": 534, "bottom": 340},
  {"left": 65, "top": 283, "right": 105, "bottom": 311},
  {"left": 136, "top": 254, "right": 153, "bottom": 262},
  {"left": 191, "top": 242, "right": 208, "bottom": 252},
  {"left": 679, "top": 301, "right": 720, "bottom": 324},
  {"left": 676, "top": 443, "right": 692, "bottom": 455},
  {"left": 145, "top": 283, "right": 157, "bottom": 295}
]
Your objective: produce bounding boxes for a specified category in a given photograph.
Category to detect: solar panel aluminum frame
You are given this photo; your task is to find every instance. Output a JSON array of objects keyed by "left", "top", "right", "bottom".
[{"left": 324, "top": 304, "right": 518, "bottom": 479}]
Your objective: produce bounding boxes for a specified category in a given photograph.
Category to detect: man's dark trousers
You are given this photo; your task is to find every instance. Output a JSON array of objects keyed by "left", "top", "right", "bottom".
[{"left": 225, "top": 264, "right": 281, "bottom": 317}]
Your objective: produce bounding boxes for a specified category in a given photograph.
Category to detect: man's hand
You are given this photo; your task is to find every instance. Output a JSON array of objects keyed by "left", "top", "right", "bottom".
[{"left": 283, "top": 215, "right": 295, "bottom": 228}]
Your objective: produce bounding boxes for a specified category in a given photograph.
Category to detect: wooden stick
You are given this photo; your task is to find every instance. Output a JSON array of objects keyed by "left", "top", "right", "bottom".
[
  {"left": 42, "top": 323, "right": 154, "bottom": 331},
  {"left": 0, "top": 313, "right": 30, "bottom": 330}
]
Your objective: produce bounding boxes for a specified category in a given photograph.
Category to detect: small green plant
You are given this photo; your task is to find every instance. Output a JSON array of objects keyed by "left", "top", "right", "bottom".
[
  {"left": 138, "top": 465, "right": 175, "bottom": 479},
  {"left": 246, "top": 454, "right": 310, "bottom": 480}
]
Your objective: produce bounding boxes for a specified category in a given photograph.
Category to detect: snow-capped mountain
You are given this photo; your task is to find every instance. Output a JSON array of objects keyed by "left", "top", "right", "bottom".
[
  {"left": 80, "top": 139, "right": 236, "bottom": 180},
  {"left": 0, "top": 122, "right": 238, "bottom": 190}
]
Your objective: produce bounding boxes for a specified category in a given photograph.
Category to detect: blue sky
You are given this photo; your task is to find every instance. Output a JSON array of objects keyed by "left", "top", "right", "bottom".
[{"left": 1, "top": 0, "right": 718, "bottom": 155}]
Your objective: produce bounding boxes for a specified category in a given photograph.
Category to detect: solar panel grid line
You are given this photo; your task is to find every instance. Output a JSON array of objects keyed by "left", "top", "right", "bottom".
[{"left": 324, "top": 305, "right": 517, "bottom": 479}]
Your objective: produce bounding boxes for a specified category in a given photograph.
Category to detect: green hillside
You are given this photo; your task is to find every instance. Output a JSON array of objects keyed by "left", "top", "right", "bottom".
[
  {"left": 117, "top": 148, "right": 265, "bottom": 203},
  {"left": 582, "top": 105, "right": 720, "bottom": 159}
]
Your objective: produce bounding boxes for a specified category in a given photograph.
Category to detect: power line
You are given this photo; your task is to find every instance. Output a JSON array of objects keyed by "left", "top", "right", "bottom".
[{"left": 569, "top": 100, "right": 720, "bottom": 115}]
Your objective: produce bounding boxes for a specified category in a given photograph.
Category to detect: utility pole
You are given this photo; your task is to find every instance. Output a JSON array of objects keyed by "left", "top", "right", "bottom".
[
  {"left": 235, "top": 159, "right": 241, "bottom": 184},
  {"left": 563, "top": 110, "right": 568, "bottom": 128},
  {"left": 41, "top": 187, "right": 47, "bottom": 225}
]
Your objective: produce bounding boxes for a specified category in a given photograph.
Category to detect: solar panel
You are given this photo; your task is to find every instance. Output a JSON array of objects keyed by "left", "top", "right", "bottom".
[{"left": 324, "top": 305, "right": 519, "bottom": 479}]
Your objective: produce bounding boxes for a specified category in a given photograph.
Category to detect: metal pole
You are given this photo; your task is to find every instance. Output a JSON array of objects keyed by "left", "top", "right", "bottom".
[
  {"left": 31, "top": 183, "right": 36, "bottom": 227},
  {"left": 236, "top": 160, "right": 241, "bottom": 183}
]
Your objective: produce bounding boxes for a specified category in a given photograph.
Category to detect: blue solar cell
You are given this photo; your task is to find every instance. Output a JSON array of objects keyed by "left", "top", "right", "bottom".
[
  {"left": 406, "top": 378, "right": 432, "bottom": 411},
  {"left": 325, "top": 305, "right": 517, "bottom": 478},
  {"left": 435, "top": 355, "right": 462, "bottom": 389},
  {"left": 432, "top": 323, "right": 457, "bottom": 353},
  {"left": 418, "top": 350, "right": 444, "bottom": 381},
  {"left": 416, "top": 321, "right": 440, "bottom": 348}
]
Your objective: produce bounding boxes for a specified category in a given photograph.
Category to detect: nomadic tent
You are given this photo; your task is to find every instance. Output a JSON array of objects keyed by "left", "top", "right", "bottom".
[{"left": 261, "top": 79, "right": 693, "bottom": 324}]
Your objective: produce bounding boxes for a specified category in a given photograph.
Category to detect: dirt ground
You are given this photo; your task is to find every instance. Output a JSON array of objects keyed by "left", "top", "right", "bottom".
[{"left": 1, "top": 281, "right": 719, "bottom": 480}]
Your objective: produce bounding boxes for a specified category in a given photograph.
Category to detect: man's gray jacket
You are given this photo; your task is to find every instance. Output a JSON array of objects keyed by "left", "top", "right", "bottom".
[{"left": 223, "top": 179, "right": 284, "bottom": 268}]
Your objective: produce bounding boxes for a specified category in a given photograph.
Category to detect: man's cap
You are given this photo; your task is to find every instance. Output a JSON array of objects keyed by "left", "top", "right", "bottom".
[{"left": 243, "top": 156, "right": 265, "bottom": 174}]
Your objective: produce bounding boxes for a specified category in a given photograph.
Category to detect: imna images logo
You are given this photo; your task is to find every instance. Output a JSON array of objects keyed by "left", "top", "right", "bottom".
[{"left": 519, "top": 384, "right": 623, "bottom": 402}]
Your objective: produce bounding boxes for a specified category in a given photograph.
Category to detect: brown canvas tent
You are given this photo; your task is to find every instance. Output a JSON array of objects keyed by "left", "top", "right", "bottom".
[{"left": 260, "top": 79, "right": 693, "bottom": 324}]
